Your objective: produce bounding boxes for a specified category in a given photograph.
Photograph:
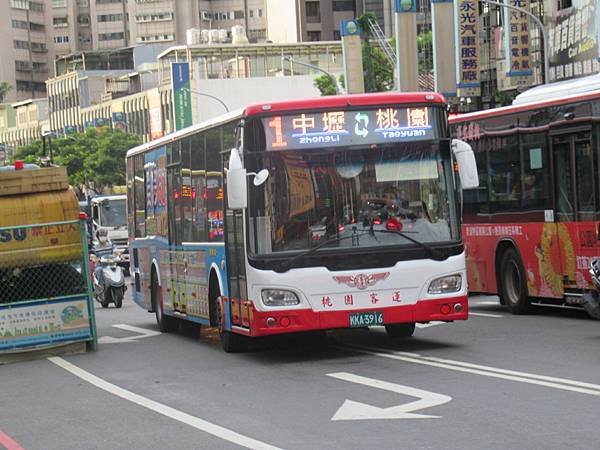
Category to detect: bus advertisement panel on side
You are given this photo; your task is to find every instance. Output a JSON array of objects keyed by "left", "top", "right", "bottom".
[{"left": 127, "top": 92, "right": 478, "bottom": 352}]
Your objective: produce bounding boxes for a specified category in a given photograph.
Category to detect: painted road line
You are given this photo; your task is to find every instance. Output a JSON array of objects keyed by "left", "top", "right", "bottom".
[
  {"left": 48, "top": 357, "right": 282, "bottom": 450},
  {"left": 340, "top": 345, "right": 600, "bottom": 397},
  {"left": 98, "top": 324, "right": 162, "bottom": 344},
  {"left": 327, "top": 372, "right": 452, "bottom": 420},
  {"left": 469, "top": 312, "right": 504, "bottom": 318},
  {"left": 0, "top": 431, "right": 25, "bottom": 450}
]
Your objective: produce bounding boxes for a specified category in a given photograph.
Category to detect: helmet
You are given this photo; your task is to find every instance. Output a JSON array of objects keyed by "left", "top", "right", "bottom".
[{"left": 589, "top": 258, "right": 600, "bottom": 290}]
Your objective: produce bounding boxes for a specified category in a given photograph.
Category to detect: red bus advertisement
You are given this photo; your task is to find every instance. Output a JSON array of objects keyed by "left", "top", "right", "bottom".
[
  {"left": 450, "top": 74, "right": 600, "bottom": 317},
  {"left": 127, "top": 92, "right": 478, "bottom": 352}
]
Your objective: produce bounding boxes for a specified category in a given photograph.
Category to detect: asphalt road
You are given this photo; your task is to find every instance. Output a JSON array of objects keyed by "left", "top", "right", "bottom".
[{"left": 2, "top": 289, "right": 600, "bottom": 450}]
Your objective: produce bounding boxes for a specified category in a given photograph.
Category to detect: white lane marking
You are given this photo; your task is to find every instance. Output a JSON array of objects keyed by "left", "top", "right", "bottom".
[
  {"left": 327, "top": 372, "right": 451, "bottom": 420},
  {"left": 469, "top": 312, "right": 504, "bottom": 318},
  {"left": 48, "top": 357, "right": 282, "bottom": 450},
  {"left": 340, "top": 345, "right": 600, "bottom": 397},
  {"left": 98, "top": 324, "right": 162, "bottom": 344},
  {"left": 416, "top": 321, "right": 445, "bottom": 328},
  {"left": 472, "top": 301, "right": 501, "bottom": 306}
]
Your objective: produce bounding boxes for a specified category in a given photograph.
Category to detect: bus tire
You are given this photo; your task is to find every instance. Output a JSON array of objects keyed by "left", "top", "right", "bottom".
[
  {"left": 215, "top": 296, "right": 247, "bottom": 353},
  {"left": 151, "top": 272, "right": 178, "bottom": 332},
  {"left": 499, "top": 248, "right": 531, "bottom": 314},
  {"left": 385, "top": 322, "right": 416, "bottom": 338}
]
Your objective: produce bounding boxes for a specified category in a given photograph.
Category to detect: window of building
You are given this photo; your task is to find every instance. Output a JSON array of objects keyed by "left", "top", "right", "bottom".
[
  {"left": 12, "top": 20, "right": 28, "bottom": 29},
  {"left": 14, "top": 40, "right": 29, "bottom": 49},
  {"left": 333, "top": 30, "right": 341, "bottom": 40},
  {"left": 306, "top": 31, "right": 321, "bottom": 41},
  {"left": 98, "top": 32, "right": 125, "bottom": 41},
  {"left": 16, "top": 80, "right": 46, "bottom": 93},
  {"left": 135, "top": 12, "right": 174, "bottom": 23},
  {"left": 97, "top": 14, "right": 123, "bottom": 22},
  {"left": 30, "top": 22, "right": 45, "bottom": 32},
  {"left": 29, "top": 2, "right": 45, "bottom": 12},
  {"left": 332, "top": 1, "right": 355, "bottom": 11},
  {"left": 78, "top": 14, "right": 90, "bottom": 26},
  {"left": 96, "top": 0, "right": 122, "bottom": 4},
  {"left": 52, "top": 0, "right": 67, "bottom": 8},
  {"left": 53, "top": 17, "right": 69, "bottom": 28},
  {"left": 54, "top": 35, "right": 70, "bottom": 44},
  {"left": 136, "top": 34, "right": 174, "bottom": 42},
  {"left": 234, "top": 10, "right": 244, "bottom": 19},
  {"left": 77, "top": 0, "right": 89, "bottom": 6},
  {"left": 31, "top": 42, "right": 48, "bottom": 52},
  {"left": 305, "top": 1, "right": 320, "bottom": 17}
]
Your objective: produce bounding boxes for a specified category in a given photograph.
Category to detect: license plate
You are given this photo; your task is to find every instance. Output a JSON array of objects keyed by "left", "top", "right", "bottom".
[{"left": 349, "top": 311, "right": 384, "bottom": 327}]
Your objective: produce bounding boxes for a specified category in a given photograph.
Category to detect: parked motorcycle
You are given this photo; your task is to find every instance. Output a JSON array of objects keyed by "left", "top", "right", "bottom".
[
  {"left": 92, "top": 252, "right": 126, "bottom": 308},
  {"left": 582, "top": 258, "right": 600, "bottom": 319}
]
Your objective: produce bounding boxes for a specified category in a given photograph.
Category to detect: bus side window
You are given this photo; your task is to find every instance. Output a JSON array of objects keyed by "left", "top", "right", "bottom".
[
  {"left": 191, "top": 132, "right": 207, "bottom": 242},
  {"left": 489, "top": 135, "right": 520, "bottom": 210},
  {"left": 206, "top": 126, "right": 224, "bottom": 242},
  {"left": 134, "top": 154, "right": 146, "bottom": 238},
  {"left": 462, "top": 139, "right": 489, "bottom": 220},
  {"left": 521, "top": 133, "right": 551, "bottom": 211}
]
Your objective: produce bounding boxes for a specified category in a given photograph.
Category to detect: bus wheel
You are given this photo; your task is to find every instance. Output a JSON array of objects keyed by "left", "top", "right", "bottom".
[
  {"left": 215, "top": 296, "right": 247, "bottom": 353},
  {"left": 500, "top": 248, "right": 531, "bottom": 314},
  {"left": 151, "top": 273, "right": 178, "bottom": 332},
  {"left": 385, "top": 322, "right": 416, "bottom": 339}
]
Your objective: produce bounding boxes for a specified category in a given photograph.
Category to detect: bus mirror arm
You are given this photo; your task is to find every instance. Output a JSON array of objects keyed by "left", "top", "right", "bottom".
[{"left": 452, "top": 139, "right": 479, "bottom": 190}]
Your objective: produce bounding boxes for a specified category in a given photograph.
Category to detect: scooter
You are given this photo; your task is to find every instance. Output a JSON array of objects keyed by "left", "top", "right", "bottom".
[
  {"left": 582, "top": 258, "right": 600, "bottom": 319},
  {"left": 93, "top": 252, "right": 126, "bottom": 308}
]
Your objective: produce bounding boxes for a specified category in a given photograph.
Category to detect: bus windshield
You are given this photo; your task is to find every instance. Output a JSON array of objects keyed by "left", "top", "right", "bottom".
[
  {"left": 247, "top": 141, "right": 458, "bottom": 256},
  {"left": 99, "top": 199, "right": 127, "bottom": 228}
]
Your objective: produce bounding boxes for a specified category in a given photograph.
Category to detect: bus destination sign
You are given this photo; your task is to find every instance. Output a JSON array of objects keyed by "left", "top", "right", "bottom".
[{"left": 262, "top": 107, "right": 436, "bottom": 151}]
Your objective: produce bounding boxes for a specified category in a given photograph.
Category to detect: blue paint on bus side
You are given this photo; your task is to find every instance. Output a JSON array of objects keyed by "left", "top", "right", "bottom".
[{"left": 130, "top": 237, "right": 228, "bottom": 324}]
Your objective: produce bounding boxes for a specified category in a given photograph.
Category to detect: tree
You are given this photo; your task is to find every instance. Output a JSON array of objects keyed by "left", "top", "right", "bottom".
[
  {"left": 0, "top": 82, "right": 12, "bottom": 103},
  {"left": 417, "top": 31, "right": 433, "bottom": 76},
  {"left": 13, "top": 127, "right": 141, "bottom": 195},
  {"left": 358, "top": 13, "right": 394, "bottom": 93},
  {"left": 313, "top": 74, "right": 345, "bottom": 96}
]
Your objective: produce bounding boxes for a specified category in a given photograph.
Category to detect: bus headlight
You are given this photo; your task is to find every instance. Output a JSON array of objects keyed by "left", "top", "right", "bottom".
[
  {"left": 428, "top": 274, "right": 462, "bottom": 294},
  {"left": 261, "top": 289, "right": 300, "bottom": 306}
]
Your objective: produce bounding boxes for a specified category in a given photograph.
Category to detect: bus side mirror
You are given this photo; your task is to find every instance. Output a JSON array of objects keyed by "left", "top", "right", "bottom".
[
  {"left": 226, "top": 148, "right": 248, "bottom": 210},
  {"left": 452, "top": 139, "right": 479, "bottom": 190}
]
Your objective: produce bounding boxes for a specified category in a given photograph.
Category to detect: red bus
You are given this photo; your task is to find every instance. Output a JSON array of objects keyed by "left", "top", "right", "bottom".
[
  {"left": 449, "top": 74, "right": 600, "bottom": 316},
  {"left": 127, "top": 92, "right": 479, "bottom": 352}
]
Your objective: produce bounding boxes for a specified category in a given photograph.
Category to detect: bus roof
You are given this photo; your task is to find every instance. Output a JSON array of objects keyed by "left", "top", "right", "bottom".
[
  {"left": 127, "top": 92, "right": 446, "bottom": 158},
  {"left": 243, "top": 92, "right": 446, "bottom": 116},
  {"left": 450, "top": 74, "right": 600, "bottom": 124}
]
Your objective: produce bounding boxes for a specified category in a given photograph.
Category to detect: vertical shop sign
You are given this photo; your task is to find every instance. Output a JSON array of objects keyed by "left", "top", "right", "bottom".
[
  {"left": 504, "top": 0, "right": 533, "bottom": 77},
  {"left": 455, "top": 0, "right": 480, "bottom": 96}
]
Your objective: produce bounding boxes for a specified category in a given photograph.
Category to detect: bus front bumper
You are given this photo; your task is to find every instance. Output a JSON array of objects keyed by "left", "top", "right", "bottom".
[{"left": 228, "top": 296, "right": 468, "bottom": 337}]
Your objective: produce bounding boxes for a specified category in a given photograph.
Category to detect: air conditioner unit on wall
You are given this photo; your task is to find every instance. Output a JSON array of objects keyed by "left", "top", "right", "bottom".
[{"left": 201, "top": 11, "right": 211, "bottom": 20}]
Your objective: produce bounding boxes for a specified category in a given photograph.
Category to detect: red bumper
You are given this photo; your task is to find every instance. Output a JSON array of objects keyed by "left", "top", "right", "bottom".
[{"left": 237, "top": 296, "right": 468, "bottom": 337}]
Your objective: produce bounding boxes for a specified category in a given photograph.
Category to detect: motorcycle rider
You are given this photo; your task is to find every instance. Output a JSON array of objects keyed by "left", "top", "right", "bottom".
[{"left": 92, "top": 228, "right": 114, "bottom": 289}]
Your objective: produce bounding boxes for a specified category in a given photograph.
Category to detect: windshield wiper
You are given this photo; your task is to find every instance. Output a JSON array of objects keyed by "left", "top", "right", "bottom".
[
  {"left": 275, "top": 226, "right": 447, "bottom": 272},
  {"left": 355, "top": 227, "right": 447, "bottom": 261},
  {"left": 275, "top": 231, "right": 374, "bottom": 273}
]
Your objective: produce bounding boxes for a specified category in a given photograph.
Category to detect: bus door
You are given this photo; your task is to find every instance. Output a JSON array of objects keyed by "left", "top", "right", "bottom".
[{"left": 551, "top": 129, "right": 597, "bottom": 290}]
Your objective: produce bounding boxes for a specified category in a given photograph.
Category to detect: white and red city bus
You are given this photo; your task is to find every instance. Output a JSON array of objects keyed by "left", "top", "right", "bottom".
[
  {"left": 450, "top": 73, "right": 600, "bottom": 316},
  {"left": 126, "top": 92, "right": 478, "bottom": 351}
]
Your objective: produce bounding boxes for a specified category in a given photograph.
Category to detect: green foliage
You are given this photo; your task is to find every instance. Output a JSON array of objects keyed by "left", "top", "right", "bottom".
[
  {"left": 494, "top": 90, "right": 517, "bottom": 106},
  {"left": 359, "top": 13, "right": 394, "bottom": 93},
  {"left": 313, "top": 74, "right": 345, "bottom": 96},
  {"left": 417, "top": 31, "right": 433, "bottom": 75},
  {"left": 0, "top": 82, "right": 12, "bottom": 103},
  {"left": 13, "top": 127, "right": 141, "bottom": 194}
]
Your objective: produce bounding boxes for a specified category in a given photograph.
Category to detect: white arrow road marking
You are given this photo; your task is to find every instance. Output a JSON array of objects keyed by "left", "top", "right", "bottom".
[
  {"left": 341, "top": 345, "right": 600, "bottom": 397},
  {"left": 48, "top": 357, "right": 282, "bottom": 450},
  {"left": 98, "top": 324, "right": 162, "bottom": 344},
  {"left": 327, "top": 372, "right": 451, "bottom": 420}
]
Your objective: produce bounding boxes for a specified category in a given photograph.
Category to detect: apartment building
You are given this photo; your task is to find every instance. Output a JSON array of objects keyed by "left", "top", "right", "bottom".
[{"left": 0, "top": 1, "right": 55, "bottom": 102}]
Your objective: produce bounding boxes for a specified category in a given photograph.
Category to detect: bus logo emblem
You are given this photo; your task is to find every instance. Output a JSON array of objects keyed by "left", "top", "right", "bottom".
[{"left": 333, "top": 272, "right": 390, "bottom": 290}]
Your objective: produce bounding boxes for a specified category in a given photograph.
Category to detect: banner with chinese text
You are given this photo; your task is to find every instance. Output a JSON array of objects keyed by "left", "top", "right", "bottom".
[{"left": 455, "top": 0, "right": 480, "bottom": 96}]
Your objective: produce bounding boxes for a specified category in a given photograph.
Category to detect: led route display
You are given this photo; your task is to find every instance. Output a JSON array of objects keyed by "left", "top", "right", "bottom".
[{"left": 262, "top": 107, "right": 437, "bottom": 151}]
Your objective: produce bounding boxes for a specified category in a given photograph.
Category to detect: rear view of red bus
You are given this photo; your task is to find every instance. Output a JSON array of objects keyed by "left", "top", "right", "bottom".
[
  {"left": 127, "top": 92, "right": 478, "bottom": 352},
  {"left": 450, "top": 74, "right": 600, "bottom": 317}
]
